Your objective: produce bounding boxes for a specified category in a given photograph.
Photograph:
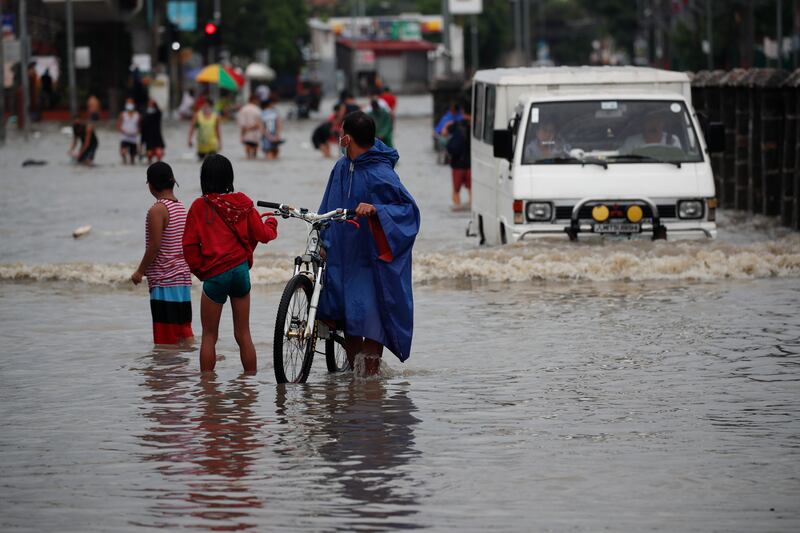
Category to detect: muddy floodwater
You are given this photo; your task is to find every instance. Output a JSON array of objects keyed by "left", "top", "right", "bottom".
[{"left": 1, "top": 103, "right": 799, "bottom": 531}]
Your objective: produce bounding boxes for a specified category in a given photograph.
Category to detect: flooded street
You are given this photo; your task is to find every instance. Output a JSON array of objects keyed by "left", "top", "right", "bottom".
[{"left": 1, "top": 101, "right": 800, "bottom": 531}]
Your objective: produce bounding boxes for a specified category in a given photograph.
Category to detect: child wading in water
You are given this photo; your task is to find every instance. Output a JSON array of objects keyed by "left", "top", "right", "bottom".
[
  {"left": 131, "top": 162, "right": 195, "bottom": 344},
  {"left": 182, "top": 154, "right": 279, "bottom": 372}
]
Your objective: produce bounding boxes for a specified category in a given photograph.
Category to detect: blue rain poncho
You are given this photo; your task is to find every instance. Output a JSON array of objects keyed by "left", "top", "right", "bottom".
[{"left": 317, "top": 140, "right": 420, "bottom": 361}]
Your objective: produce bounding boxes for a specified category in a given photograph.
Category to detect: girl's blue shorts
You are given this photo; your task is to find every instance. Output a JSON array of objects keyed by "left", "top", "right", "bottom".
[{"left": 203, "top": 261, "right": 250, "bottom": 304}]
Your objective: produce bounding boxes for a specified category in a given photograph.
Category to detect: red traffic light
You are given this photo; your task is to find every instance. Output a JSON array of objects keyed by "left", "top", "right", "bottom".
[{"left": 204, "top": 22, "right": 218, "bottom": 35}]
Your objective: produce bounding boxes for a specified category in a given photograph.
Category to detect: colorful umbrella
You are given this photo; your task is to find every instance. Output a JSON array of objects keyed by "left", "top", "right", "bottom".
[{"left": 195, "top": 64, "right": 243, "bottom": 91}]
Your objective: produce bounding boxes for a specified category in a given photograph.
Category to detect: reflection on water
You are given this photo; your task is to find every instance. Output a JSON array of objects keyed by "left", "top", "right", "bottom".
[
  {"left": 136, "top": 351, "right": 264, "bottom": 530},
  {"left": 276, "top": 380, "right": 421, "bottom": 530},
  {"left": 134, "top": 351, "right": 421, "bottom": 531}
]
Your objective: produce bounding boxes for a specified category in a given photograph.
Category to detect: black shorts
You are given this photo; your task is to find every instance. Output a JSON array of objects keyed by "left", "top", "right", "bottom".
[
  {"left": 120, "top": 141, "right": 137, "bottom": 158},
  {"left": 78, "top": 143, "right": 97, "bottom": 162},
  {"left": 244, "top": 141, "right": 258, "bottom": 148}
]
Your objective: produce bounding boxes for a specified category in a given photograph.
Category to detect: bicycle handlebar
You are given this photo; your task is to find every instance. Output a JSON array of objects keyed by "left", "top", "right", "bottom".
[{"left": 257, "top": 200, "right": 356, "bottom": 224}]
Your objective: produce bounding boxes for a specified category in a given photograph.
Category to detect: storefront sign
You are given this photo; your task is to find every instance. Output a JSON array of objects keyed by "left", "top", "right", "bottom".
[
  {"left": 449, "top": 0, "right": 482, "bottom": 14},
  {"left": 167, "top": 0, "right": 197, "bottom": 31}
]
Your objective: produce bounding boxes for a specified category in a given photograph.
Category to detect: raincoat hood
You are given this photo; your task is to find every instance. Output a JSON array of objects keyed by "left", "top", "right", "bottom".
[
  {"left": 204, "top": 192, "right": 253, "bottom": 226},
  {"left": 352, "top": 138, "right": 399, "bottom": 169}
]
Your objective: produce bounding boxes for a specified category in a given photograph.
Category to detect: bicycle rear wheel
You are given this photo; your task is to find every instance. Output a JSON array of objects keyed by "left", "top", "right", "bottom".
[
  {"left": 325, "top": 331, "right": 349, "bottom": 372},
  {"left": 274, "top": 274, "right": 316, "bottom": 383}
]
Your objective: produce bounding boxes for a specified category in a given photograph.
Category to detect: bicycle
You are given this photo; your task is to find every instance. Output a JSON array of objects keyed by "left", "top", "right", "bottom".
[{"left": 256, "top": 201, "right": 359, "bottom": 384}]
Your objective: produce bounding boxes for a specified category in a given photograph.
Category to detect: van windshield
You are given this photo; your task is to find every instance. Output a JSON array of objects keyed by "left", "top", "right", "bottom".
[{"left": 521, "top": 100, "right": 704, "bottom": 165}]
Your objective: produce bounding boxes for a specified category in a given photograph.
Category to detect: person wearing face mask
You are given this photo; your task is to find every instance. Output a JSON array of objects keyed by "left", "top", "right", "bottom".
[
  {"left": 317, "top": 111, "right": 420, "bottom": 377},
  {"left": 141, "top": 98, "right": 166, "bottom": 163},
  {"left": 118, "top": 97, "right": 141, "bottom": 165}
]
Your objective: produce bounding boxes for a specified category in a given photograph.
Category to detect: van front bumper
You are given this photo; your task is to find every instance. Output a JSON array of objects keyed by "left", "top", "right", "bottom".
[{"left": 511, "top": 221, "right": 717, "bottom": 241}]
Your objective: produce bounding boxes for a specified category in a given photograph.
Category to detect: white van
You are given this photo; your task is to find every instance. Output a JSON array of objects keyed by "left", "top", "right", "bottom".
[{"left": 467, "top": 67, "right": 724, "bottom": 244}]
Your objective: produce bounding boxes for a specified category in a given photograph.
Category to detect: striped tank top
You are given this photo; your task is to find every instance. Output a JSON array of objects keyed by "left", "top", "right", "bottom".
[{"left": 145, "top": 198, "right": 192, "bottom": 289}]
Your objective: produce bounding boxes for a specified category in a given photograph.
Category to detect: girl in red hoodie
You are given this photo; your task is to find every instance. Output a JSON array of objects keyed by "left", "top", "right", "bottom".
[{"left": 182, "top": 154, "right": 278, "bottom": 372}]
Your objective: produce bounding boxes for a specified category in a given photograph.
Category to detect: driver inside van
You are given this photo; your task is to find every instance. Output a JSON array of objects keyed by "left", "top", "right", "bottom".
[
  {"left": 523, "top": 122, "right": 565, "bottom": 161},
  {"left": 619, "top": 112, "right": 682, "bottom": 154}
]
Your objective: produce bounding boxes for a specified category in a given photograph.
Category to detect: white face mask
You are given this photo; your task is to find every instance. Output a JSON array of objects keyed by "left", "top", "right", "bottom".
[
  {"left": 338, "top": 136, "right": 348, "bottom": 158},
  {"left": 125, "top": 103, "right": 135, "bottom": 111}
]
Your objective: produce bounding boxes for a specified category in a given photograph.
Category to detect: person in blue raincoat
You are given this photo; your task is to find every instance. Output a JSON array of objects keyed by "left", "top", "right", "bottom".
[{"left": 317, "top": 111, "right": 420, "bottom": 376}]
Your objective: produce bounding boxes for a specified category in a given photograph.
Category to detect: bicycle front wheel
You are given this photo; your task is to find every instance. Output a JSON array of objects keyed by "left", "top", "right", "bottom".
[{"left": 274, "top": 274, "right": 316, "bottom": 383}]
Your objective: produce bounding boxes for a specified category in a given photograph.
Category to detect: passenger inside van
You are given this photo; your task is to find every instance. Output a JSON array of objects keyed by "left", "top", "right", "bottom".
[
  {"left": 619, "top": 112, "right": 682, "bottom": 154},
  {"left": 523, "top": 122, "right": 566, "bottom": 161}
]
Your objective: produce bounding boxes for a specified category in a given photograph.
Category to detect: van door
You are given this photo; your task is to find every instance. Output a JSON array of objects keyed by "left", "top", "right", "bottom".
[{"left": 490, "top": 87, "right": 516, "bottom": 242}]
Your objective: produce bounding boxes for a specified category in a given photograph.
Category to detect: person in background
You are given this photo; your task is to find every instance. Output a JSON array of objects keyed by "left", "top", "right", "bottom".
[
  {"left": 260, "top": 99, "right": 282, "bottom": 160},
  {"left": 368, "top": 91, "right": 394, "bottom": 148},
  {"left": 379, "top": 86, "right": 397, "bottom": 114},
  {"left": 255, "top": 83, "right": 270, "bottom": 106},
  {"left": 182, "top": 154, "right": 279, "bottom": 373},
  {"left": 434, "top": 101, "right": 464, "bottom": 138},
  {"left": 40, "top": 68, "right": 53, "bottom": 111},
  {"left": 27, "top": 62, "right": 40, "bottom": 121},
  {"left": 523, "top": 121, "right": 565, "bottom": 161},
  {"left": 131, "top": 162, "right": 194, "bottom": 345},
  {"left": 178, "top": 88, "right": 196, "bottom": 120},
  {"left": 339, "top": 90, "right": 360, "bottom": 114},
  {"left": 237, "top": 94, "right": 263, "bottom": 160},
  {"left": 446, "top": 114, "right": 472, "bottom": 209},
  {"left": 131, "top": 67, "right": 149, "bottom": 112},
  {"left": 434, "top": 102, "right": 464, "bottom": 163},
  {"left": 118, "top": 97, "right": 141, "bottom": 165},
  {"left": 141, "top": 98, "right": 166, "bottom": 163},
  {"left": 311, "top": 102, "right": 346, "bottom": 158},
  {"left": 68, "top": 116, "right": 98, "bottom": 166},
  {"left": 188, "top": 98, "right": 221, "bottom": 161},
  {"left": 87, "top": 94, "right": 102, "bottom": 123}
]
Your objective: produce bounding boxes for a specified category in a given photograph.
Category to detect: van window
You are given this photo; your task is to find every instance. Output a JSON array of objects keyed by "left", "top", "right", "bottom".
[
  {"left": 473, "top": 83, "right": 484, "bottom": 139},
  {"left": 520, "top": 100, "right": 704, "bottom": 165},
  {"left": 483, "top": 85, "right": 496, "bottom": 143}
]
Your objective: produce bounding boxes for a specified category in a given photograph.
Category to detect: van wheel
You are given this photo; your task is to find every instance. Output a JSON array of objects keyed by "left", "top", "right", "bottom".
[
  {"left": 478, "top": 215, "right": 486, "bottom": 245},
  {"left": 499, "top": 223, "right": 508, "bottom": 245}
]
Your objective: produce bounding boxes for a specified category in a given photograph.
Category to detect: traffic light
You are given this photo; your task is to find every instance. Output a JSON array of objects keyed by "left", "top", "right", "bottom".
[
  {"left": 204, "top": 21, "right": 221, "bottom": 46},
  {"left": 158, "top": 21, "right": 180, "bottom": 63}
]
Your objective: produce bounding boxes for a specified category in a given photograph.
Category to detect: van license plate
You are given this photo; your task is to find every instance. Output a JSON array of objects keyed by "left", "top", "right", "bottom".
[{"left": 593, "top": 223, "right": 640, "bottom": 234}]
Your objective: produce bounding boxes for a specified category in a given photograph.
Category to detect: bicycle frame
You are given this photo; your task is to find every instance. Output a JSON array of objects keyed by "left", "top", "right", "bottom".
[{"left": 257, "top": 202, "right": 355, "bottom": 343}]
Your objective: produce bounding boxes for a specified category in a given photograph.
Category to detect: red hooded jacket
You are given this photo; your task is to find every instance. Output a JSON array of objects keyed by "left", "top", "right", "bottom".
[{"left": 182, "top": 192, "right": 278, "bottom": 281}]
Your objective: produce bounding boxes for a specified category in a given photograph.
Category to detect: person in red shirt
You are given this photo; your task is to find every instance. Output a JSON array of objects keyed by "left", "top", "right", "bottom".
[
  {"left": 182, "top": 154, "right": 278, "bottom": 373},
  {"left": 380, "top": 86, "right": 397, "bottom": 113}
]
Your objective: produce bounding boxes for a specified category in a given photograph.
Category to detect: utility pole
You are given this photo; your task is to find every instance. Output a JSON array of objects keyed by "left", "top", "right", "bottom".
[
  {"left": 19, "top": 0, "right": 30, "bottom": 140},
  {"left": 442, "top": 0, "right": 452, "bottom": 75},
  {"left": 66, "top": 0, "right": 77, "bottom": 117},
  {"left": 706, "top": 0, "right": 713, "bottom": 70},
  {"left": 522, "top": 0, "right": 531, "bottom": 64},
  {"left": 512, "top": 0, "right": 522, "bottom": 63},
  {"left": 471, "top": 14, "right": 479, "bottom": 72},
  {"left": 777, "top": 0, "right": 784, "bottom": 67},
  {"left": 0, "top": 1, "right": 6, "bottom": 145}
]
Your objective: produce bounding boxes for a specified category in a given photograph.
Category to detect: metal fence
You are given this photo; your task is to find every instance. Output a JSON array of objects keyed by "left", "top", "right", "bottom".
[{"left": 692, "top": 68, "right": 799, "bottom": 230}]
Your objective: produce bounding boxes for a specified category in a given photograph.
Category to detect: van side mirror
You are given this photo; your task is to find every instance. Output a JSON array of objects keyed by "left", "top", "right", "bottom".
[
  {"left": 493, "top": 129, "right": 513, "bottom": 161},
  {"left": 705, "top": 122, "right": 725, "bottom": 153}
]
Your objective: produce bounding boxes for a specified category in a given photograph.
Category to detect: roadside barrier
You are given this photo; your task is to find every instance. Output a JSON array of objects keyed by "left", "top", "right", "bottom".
[{"left": 692, "top": 68, "right": 799, "bottom": 230}]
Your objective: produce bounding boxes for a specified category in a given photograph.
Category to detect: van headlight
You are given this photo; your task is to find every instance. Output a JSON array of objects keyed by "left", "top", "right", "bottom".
[
  {"left": 526, "top": 202, "right": 552, "bottom": 222},
  {"left": 678, "top": 200, "right": 703, "bottom": 219}
]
